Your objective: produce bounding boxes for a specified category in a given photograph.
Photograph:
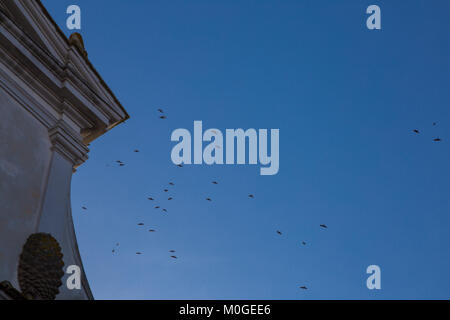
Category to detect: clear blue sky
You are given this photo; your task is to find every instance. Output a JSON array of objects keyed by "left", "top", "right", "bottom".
[{"left": 43, "top": 0, "right": 450, "bottom": 299}]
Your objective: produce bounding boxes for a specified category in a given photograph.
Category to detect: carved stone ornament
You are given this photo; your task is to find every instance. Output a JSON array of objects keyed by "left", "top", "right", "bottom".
[{"left": 18, "top": 233, "right": 65, "bottom": 300}]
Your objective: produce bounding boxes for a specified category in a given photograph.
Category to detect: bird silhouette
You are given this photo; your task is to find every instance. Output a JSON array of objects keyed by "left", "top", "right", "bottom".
[
  {"left": 206, "top": 198, "right": 212, "bottom": 202},
  {"left": 320, "top": 224, "right": 328, "bottom": 229},
  {"left": 299, "top": 286, "right": 308, "bottom": 290},
  {"left": 134, "top": 149, "right": 139, "bottom": 153},
  {"left": 138, "top": 223, "right": 144, "bottom": 226},
  {"left": 148, "top": 197, "right": 154, "bottom": 201},
  {"left": 149, "top": 229, "right": 156, "bottom": 232},
  {"left": 434, "top": 138, "right": 442, "bottom": 142},
  {"left": 82, "top": 206, "right": 87, "bottom": 210},
  {"left": 168, "top": 197, "right": 173, "bottom": 201},
  {"left": 413, "top": 129, "right": 419, "bottom": 134},
  {"left": 433, "top": 122, "right": 437, "bottom": 126},
  {"left": 276, "top": 230, "right": 282, "bottom": 235},
  {"left": 170, "top": 256, "right": 177, "bottom": 259},
  {"left": 162, "top": 209, "right": 168, "bottom": 213},
  {"left": 169, "top": 250, "right": 176, "bottom": 253},
  {"left": 212, "top": 181, "right": 218, "bottom": 185},
  {"left": 177, "top": 164, "right": 183, "bottom": 168},
  {"left": 157, "top": 109, "right": 164, "bottom": 113},
  {"left": 155, "top": 206, "right": 160, "bottom": 209},
  {"left": 302, "top": 241, "right": 307, "bottom": 246},
  {"left": 248, "top": 194, "right": 255, "bottom": 199},
  {"left": 169, "top": 182, "right": 175, "bottom": 186},
  {"left": 160, "top": 115, "right": 167, "bottom": 119},
  {"left": 164, "top": 189, "right": 169, "bottom": 192},
  {"left": 136, "top": 252, "right": 142, "bottom": 255}
]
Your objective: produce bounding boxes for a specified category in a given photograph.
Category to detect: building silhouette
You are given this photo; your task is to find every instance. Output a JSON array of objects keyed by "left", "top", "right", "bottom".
[{"left": 0, "top": 0, "right": 129, "bottom": 299}]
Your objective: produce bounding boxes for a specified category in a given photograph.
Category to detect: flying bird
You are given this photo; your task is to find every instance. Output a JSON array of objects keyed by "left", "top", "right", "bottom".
[
  {"left": 164, "top": 189, "right": 169, "bottom": 192},
  {"left": 177, "top": 164, "right": 183, "bottom": 168},
  {"left": 299, "top": 286, "right": 308, "bottom": 290},
  {"left": 248, "top": 194, "right": 255, "bottom": 199},
  {"left": 320, "top": 224, "right": 328, "bottom": 229},
  {"left": 134, "top": 149, "right": 139, "bottom": 153},
  {"left": 162, "top": 209, "right": 168, "bottom": 213},
  {"left": 276, "top": 230, "right": 282, "bottom": 235},
  {"left": 168, "top": 197, "right": 173, "bottom": 201},
  {"left": 82, "top": 206, "right": 87, "bottom": 210},
  {"left": 155, "top": 206, "right": 160, "bottom": 209},
  {"left": 302, "top": 241, "right": 307, "bottom": 246},
  {"left": 169, "top": 182, "right": 175, "bottom": 186},
  {"left": 206, "top": 198, "right": 212, "bottom": 202},
  {"left": 136, "top": 252, "right": 142, "bottom": 255},
  {"left": 433, "top": 138, "right": 442, "bottom": 142},
  {"left": 138, "top": 223, "right": 144, "bottom": 226},
  {"left": 169, "top": 250, "right": 176, "bottom": 253},
  {"left": 149, "top": 229, "right": 156, "bottom": 232},
  {"left": 160, "top": 115, "right": 167, "bottom": 119},
  {"left": 212, "top": 181, "right": 218, "bottom": 185},
  {"left": 148, "top": 197, "right": 154, "bottom": 201},
  {"left": 413, "top": 129, "right": 419, "bottom": 134},
  {"left": 170, "top": 256, "right": 178, "bottom": 259},
  {"left": 433, "top": 122, "right": 437, "bottom": 126},
  {"left": 119, "top": 163, "right": 125, "bottom": 167},
  {"left": 157, "top": 109, "right": 164, "bottom": 113}
]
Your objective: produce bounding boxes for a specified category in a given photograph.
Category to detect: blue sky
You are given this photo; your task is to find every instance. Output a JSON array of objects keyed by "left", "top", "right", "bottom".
[{"left": 43, "top": 0, "right": 450, "bottom": 299}]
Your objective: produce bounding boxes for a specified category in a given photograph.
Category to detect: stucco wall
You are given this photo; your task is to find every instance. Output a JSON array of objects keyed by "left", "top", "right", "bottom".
[
  {"left": 0, "top": 86, "right": 92, "bottom": 299},
  {"left": 0, "top": 86, "right": 52, "bottom": 289}
]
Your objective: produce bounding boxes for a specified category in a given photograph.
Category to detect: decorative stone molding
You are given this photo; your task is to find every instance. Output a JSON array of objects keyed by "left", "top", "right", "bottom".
[
  {"left": 0, "top": 0, "right": 129, "bottom": 146},
  {"left": 49, "top": 121, "right": 90, "bottom": 167},
  {"left": 69, "top": 32, "right": 88, "bottom": 58},
  {"left": 0, "top": 281, "right": 27, "bottom": 300}
]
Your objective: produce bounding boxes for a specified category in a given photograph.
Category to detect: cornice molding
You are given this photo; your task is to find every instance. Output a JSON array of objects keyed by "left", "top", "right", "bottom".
[
  {"left": 49, "top": 121, "right": 89, "bottom": 167},
  {"left": 0, "top": 2, "right": 128, "bottom": 148}
]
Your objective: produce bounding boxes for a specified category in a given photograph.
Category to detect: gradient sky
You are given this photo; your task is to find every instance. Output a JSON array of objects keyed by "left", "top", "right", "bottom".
[{"left": 42, "top": 0, "right": 450, "bottom": 299}]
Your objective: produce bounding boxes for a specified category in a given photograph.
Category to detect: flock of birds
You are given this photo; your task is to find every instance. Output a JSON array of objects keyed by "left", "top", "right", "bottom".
[
  {"left": 80, "top": 112, "right": 445, "bottom": 293},
  {"left": 106, "top": 177, "right": 260, "bottom": 261},
  {"left": 412, "top": 122, "right": 443, "bottom": 142},
  {"left": 80, "top": 108, "right": 332, "bottom": 292}
]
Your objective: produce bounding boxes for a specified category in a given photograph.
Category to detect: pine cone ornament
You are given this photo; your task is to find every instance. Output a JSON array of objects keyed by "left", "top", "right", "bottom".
[{"left": 18, "top": 233, "right": 64, "bottom": 300}]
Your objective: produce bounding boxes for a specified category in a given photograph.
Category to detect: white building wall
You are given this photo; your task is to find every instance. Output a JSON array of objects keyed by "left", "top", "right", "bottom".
[
  {"left": 0, "top": 86, "right": 52, "bottom": 291},
  {"left": 0, "top": 0, "right": 128, "bottom": 300}
]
